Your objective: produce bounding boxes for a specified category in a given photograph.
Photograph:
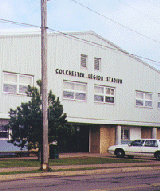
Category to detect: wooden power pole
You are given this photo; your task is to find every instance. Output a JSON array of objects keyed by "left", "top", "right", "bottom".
[{"left": 41, "top": 0, "right": 49, "bottom": 171}]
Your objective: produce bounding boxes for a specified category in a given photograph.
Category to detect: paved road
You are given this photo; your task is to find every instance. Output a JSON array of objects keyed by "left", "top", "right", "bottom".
[{"left": 0, "top": 170, "right": 160, "bottom": 191}]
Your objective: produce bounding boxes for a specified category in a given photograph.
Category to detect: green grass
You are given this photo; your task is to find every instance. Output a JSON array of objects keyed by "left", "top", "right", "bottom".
[
  {"left": 1, "top": 163, "right": 158, "bottom": 176},
  {"left": 0, "top": 157, "right": 146, "bottom": 168},
  {"left": 49, "top": 157, "right": 146, "bottom": 166},
  {"left": 0, "top": 157, "right": 153, "bottom": 176},
  {"left": 0, "top": 170, "right": 41, "bottom": 175},
  {"left": 0, "top": 159, "right": 40, "bottom": 168}
]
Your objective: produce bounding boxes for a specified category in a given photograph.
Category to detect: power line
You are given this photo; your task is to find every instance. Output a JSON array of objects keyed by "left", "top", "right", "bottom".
[
  {"left": 47, "top": 27, "right": 114, "bottom": 50},
  {"left": 0, "top": 19, "right": 39, "bottom": 28},
  {"left": 117, "top": 0, "right": 160, "bottom": 25},
  {"left": 132, "top": 55, "right": 160, "bottom": 66},
  {"left": 47, "top": 27, "right": 160, "bottom": 68},
  {"left": 70, "top": 0, "right": 160, "bottom": 44},
  {"left": 0, "top": 18, "right": 160, "bottom": 68}
]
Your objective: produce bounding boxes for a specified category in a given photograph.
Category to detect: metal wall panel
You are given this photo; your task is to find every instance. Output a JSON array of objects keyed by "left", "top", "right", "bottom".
[{"left": 0, "top": 31, "right": 160, "bottom": 127}]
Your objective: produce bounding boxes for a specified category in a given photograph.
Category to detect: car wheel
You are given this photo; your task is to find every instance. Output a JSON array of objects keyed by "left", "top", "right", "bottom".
[
  {"left": 128, "top": 155, "right": 134, "bottom": 159},
  {"left": 115, "top": 149, "right": 125, "bottom": 158},
  {"left": 155, "top": 152, "right": 160, "bottom": 161}
]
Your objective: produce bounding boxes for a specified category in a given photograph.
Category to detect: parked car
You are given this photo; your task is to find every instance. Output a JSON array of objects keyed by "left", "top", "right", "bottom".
[{"left": 108, "top": 139, "right": 160, "bottom": 160}]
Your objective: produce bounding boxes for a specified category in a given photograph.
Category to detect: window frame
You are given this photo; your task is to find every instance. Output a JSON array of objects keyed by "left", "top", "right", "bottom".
[
  {"left": 135, "top": 91, "right": 153, "bottom": 108},
  {"left": 3, "top": 72, "right": 34, "bottom": 95},
  {"left": 121, "top": 128, "right": 130, "bottom": 141},
  {"left": 63, "top": 80, "right": 87, "bottom": 101},
  {"left": 94, "top": 85, "right": 115, "bottom": 104},
  {"left": 0, "top": 125, "right": 8, "bottom": 139},
  {"left": 94, "top": 57, "right": 101, "bottom": 71},
  {"left": 80, "top": 54, "right": 88, "bottom": 68}
]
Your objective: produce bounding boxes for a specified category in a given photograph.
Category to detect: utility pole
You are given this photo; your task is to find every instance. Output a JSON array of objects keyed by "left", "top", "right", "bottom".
[{"left": 41, "top": 0, "right": 48, "bottom": 171}]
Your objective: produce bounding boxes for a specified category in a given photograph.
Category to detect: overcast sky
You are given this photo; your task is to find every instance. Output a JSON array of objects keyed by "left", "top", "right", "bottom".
[{"left": 0, "top": 0, "right": 160, "bottom": 69}]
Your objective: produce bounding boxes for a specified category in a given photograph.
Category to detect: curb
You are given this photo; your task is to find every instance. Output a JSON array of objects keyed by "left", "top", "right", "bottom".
[{"left": 0, "top": 166, "right": 160, "bottom": 182}]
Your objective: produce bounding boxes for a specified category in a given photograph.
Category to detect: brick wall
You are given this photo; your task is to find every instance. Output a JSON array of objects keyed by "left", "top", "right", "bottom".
[
  {"left": 141, "top": 127, "right": 152, "bottom": 138},
  {"left": 157, "top": 128, "right": 160, "bottom": 139},
  {"left": 100, "top": 125, "right": 115, "bottom": 154},
  {"left": 90, "top": 126, "right": 100, "bottom": 153}
]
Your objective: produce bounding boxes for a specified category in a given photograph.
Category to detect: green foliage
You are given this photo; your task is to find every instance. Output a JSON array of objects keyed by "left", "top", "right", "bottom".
[{"left": 7, "top": 80, "right": 67, "bottom": 150}]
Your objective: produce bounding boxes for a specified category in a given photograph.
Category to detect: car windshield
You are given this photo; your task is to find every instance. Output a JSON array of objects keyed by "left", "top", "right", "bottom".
[{"left": 129, "top": 140, "right": 144, "bottom": 146}]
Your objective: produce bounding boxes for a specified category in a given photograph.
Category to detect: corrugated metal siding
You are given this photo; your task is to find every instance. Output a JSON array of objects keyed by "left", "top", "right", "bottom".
[
  {"left": 0, "top": 31, "right": 160, "bottom": 126},
  {"left": 1, "top": 35, "right": 41, "bottom": 74},
  {"left": 0, "top": 34, "right": 41, "bottom": 114}
]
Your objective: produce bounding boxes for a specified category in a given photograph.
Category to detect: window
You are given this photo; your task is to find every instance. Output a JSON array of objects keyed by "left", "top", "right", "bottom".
[
  {"left": 158, "top": 94, "right": 160, "bottom": 109},
  {"left": 3, "top": 72, "right": 33, "bottom": 94},
  {"left": 135, "top": 91, "right": 152, "bottom": 108},
  {"left": 121, "top": 129, "right": 130, "bottom": 140},
  {"left": 94, "top": 58, "right": 101, "bottom": 70},
  {"left": 0, "top": 125, "right": 8, "bottom": 139},
  {"left": 63, "top": 81, "right": 87, "bottom": 101},
  {"left": 94, "top": 85, "right": 115, "bottom": 103},
  {"left": 130, "top": 140, "right": 144, "bottom": 146},
  {"left": 144, "top": 140, "right": 158, "bottom": 147},
  {"left": 81, "top": 54, "right": 87, "bottom": 68}
]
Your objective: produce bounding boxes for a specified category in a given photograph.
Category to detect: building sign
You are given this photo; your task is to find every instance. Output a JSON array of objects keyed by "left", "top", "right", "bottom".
[
  {"left": 55, "top": 69, "right": 122, "bottom": 84},
  {"left": 55, "top": 69, "right": 84, "bottom": 77},
  {"left": 88, "top": 74, "right": 103, "bottom": 81},
  {"left": 106, "top": 77, "right": 122, "bottom": 84}
]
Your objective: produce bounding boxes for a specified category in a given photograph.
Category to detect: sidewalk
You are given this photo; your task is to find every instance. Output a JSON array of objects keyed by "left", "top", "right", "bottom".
[{"left": 0, "top": 153, "right": 160, "bottom": 181}]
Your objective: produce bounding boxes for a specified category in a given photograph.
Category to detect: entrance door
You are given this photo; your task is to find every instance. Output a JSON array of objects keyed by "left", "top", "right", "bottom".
[
  {"left": 59, "top": 125, "right": 89, "bottom": 153},
  {"left": 77, "top": 126, "right": 89, "bottom": 152}
]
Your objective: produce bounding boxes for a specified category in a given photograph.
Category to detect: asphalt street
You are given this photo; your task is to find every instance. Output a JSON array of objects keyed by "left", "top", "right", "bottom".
[
  {"left": 0, "top": 170, "right": 160, "bottom": 191},
  {"left": 0, "top": 153, "right": 160, "bottom": 190}
]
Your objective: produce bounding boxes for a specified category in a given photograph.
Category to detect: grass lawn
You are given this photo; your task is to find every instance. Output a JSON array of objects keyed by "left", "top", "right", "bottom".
[{"left": 0, "top": 157, "right": 146, "bottom": 168}]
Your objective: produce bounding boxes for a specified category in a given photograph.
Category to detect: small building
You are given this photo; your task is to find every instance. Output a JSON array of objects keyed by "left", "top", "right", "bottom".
[{"left": 0, "top": 30, "right": 160, "bottom": 153}]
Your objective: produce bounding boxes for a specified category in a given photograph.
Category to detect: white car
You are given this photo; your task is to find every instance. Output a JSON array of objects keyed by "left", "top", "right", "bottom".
[{"left": 108, "top": 139, "right": 160, "bottom": 160}]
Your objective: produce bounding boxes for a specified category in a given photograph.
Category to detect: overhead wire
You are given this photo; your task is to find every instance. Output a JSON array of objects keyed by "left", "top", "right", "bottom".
[
  {"left": 70, "top": 0, "right": 160, "bottom": 44},
  {"left": 0, "top": 18, "right": 160, "bottom": 68},
  {"left": 131, "top": 55, "right": 160, "bottom": 67},
  {"left": 117, "top": 0, "right": 160, "bottom": 25},
  {"left": 0, "top": 19, "right": 39, "bottom": 28}
]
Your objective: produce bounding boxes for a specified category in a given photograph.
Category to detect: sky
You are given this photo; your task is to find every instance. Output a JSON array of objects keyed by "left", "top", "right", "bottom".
[{"left": 0, "top": 0, "right": 160, "bottom": 70}]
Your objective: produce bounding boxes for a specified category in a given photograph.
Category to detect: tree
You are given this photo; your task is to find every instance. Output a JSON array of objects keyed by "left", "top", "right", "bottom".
[{"left": 7, "top": 80, "right": 67, "bottom": 152}]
